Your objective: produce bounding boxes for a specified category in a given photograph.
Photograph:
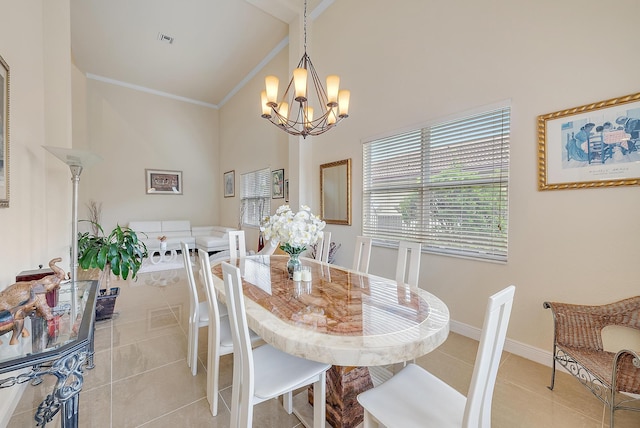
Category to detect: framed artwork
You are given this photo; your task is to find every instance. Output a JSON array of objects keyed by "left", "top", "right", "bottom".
[
  {"left": 0, "top": 55, "right": 9, "bottom": 208},
  {"left": 284, "top": 179, "right": 289, "bottom": 202},
  {"left": 145, "top": 169, "right": 183, "bottom": 194},
  {"left": 538, "top": 92, "right": 640, "bottom": 190},
  {"left": 224, "top": 170, "right": 235, "bottom": 197},
  {"left": 272, "top": 168, "right": 284, "bottom": 199}
]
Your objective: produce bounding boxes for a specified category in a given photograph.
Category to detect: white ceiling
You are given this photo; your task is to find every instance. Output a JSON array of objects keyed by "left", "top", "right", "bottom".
[{"left": 70, "top": 0, "right": 326, "bottom": 108}]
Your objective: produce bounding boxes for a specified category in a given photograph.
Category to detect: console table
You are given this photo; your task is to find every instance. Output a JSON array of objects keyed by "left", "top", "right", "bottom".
[{"left": 0, "top": 279, "right": 97, "bottom": 427}]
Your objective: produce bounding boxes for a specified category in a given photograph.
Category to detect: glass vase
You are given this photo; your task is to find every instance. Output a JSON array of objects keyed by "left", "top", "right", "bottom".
[{"left": 286, "top": 252, "right": 302, "bottom": 279}]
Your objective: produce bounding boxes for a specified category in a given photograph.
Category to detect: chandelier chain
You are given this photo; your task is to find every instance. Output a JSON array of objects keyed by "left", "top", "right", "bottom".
[{"left": 303, "top": 0, "right": 308, "bottom": 53}]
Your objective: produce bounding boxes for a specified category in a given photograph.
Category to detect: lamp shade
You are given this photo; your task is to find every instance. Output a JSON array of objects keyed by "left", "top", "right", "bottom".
[{"left": 43, "top": 146, "right": 102, "bottom": 168}]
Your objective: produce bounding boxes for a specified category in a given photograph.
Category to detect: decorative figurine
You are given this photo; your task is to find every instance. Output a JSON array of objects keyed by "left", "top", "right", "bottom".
[
  {"left": 0, "top": 289, "right": 37, "bottom": 345},
  {"left": 0, "top": 258, "right": 67, "bottom": 345}
]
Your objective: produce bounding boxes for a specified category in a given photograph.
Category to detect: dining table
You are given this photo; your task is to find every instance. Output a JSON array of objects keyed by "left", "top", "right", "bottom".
[{"left": 211, "top": 254, "right": 450, "bottom": 428}]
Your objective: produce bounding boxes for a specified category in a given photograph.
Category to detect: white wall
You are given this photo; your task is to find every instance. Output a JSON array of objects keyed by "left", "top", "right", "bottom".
[
  {"left": 0, "top": 0, "right": 73, "bottom": 421},
  {"left": 218, "top": 48, "right": 290, "bottom": 249},
  {"left": 0, "top": 0, "right": 72, "bottom": 286},
  {"left": 71, "top": 77, "right": 221, "bottom": 231},
  {"left": 220, "top": 0, "right": 640, "bottom": 355}
]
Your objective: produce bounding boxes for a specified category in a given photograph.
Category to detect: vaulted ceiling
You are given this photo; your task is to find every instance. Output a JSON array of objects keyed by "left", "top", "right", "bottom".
[{"left": 70, "top": 0, "right": 326, "bottom": 108}]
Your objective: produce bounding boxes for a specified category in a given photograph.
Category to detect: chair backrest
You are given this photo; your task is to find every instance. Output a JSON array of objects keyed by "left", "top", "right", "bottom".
[
  {"left": 181, "top": 241, "right": 199, "bottom": 317},
  {"left": 352, "top": 236, "right": 372, "bottom": 273},
  {"left": 395, "top": 241, "right": 421, "bottom": 287},
  {"left": 229, "top": 230, "right": 247, "bottom": 260},
  {"left": 221, "top": 262, "right": 256, "bottom": 428},
  {"left": 198, "top": 249, "right": 223, "bottom": 331},
  {"left": 463, "top": 285, "right": 515, "bottom": 428},
  {"left": 314, "top": 231, "right": 332, "bottom": 263},
  {"left": 257, "top": 239, "right": 279, "bottom": 255}
]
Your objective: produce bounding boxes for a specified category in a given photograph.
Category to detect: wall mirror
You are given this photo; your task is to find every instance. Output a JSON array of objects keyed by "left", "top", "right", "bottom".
[{"left": 320, "top": 158, "right": 351, "bottom": 225}]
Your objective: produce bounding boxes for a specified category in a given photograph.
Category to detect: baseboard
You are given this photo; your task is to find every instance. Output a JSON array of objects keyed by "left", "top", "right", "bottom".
[{"left": 450, "top": 319, "right": 553, "bottom": 368}]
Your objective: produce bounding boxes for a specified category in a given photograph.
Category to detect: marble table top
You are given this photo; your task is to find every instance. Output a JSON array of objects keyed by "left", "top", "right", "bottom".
[{"left": 211, "top": 255, "right": 450, "bottom": 366}]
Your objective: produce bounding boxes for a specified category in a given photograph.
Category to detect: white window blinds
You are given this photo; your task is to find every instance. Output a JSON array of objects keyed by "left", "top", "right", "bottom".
[
  {"left": 240, "top": 168, "right": 270, "bottom": 227},
  {"left": 363, "top": 107, "right": 510, "bottom": 262}
]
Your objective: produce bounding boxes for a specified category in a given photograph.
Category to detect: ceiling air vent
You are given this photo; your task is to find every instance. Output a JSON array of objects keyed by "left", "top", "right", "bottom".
[{"left": 157, "top": 33, "right": 174, "bottom": 44}]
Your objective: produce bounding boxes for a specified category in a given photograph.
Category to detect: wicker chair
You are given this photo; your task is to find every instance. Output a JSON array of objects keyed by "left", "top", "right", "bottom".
[{"left": 544, "top": 296, "right": 640, "bottom": 427}]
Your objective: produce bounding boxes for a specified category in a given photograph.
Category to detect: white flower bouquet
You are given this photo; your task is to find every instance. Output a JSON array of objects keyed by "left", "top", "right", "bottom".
[{"left": 260, "top": 205, "right": 325, "bottom": 255}]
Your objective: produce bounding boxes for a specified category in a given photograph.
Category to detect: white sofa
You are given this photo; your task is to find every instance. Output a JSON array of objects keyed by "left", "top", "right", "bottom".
[
  {"left": 193, "top": 226, "right": 237, "bottom": 253},
  {"left": 127, "top": 221, "right": 235, "bottom": 253}
]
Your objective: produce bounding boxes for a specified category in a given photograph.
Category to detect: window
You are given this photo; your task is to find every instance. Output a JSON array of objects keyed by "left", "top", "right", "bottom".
[
  {"left": 363, "top": 106, "right": 510, "bottom": 262},
  {"left": 240, "top": 168, "right": 270, "bottom": 227}
]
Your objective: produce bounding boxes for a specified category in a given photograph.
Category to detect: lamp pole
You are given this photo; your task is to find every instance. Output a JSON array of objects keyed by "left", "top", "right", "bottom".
[{"left": 70, "top": 165, "right": 83, "bottom": 286}]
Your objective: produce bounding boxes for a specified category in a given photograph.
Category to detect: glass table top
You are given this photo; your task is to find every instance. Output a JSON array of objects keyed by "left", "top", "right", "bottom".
[{"left": 0, "top": 280, "right": 97, "bottom": 372}]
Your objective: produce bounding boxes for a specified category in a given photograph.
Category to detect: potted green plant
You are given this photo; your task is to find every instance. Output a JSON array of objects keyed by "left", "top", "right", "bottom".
[
  {"left": 77, "top": 222, "right": 148, "bottom": 320},
  {"left": 77, "top": 222, "right": 148, "bottom": 280}
]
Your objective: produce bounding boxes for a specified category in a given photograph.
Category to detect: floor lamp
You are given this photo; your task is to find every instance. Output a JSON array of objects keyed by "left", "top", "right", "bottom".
[{"left": 43, "top": 146, "right": 102, "bottom": 287}]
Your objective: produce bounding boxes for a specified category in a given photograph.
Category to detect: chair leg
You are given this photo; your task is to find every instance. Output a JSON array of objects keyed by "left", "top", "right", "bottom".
[
  {"left": 548, "top": 343, "right": 557, "bottom": 390},
  {"left": 283, "top": 391, "right": 293, "bottom": 414},
  {"left": 191, "top": 326, "right": 199, "bottom": 376},
  {"left": 207, "top": 345, "right": 220, "bottom": 415},
  {"left": 230, "top": 357, "right": 242, "bottom": 428},
  {"left": 363, "top": 409, "right": 379, "bottom": 428},
  {"left": 187, "top": 321, "right": 193, "bottom": 368},
  {"left": 313, "top": 373, "right": 327, "bottom": 428},
  {"left": 211, "top": 356, "right": 220, "bottom": 416},
  {"left": 241, "top": 398, "right": 253, "bottom": 428},
  {"left": 610, "top": 400, "right": 615, "bottom": 428}
]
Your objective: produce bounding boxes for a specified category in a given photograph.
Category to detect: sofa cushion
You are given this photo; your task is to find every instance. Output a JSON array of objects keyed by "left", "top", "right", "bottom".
[
  {"left": 129, "top": 221, "right": 162, "bottom": 234},
  {"left": 162, "top": 220, "right": 191, "bottom": 233},
  {"left": 191, "top": 226, "right": 217, "bottom": 237},
  {"left": 195, "top": 236, "right": 229, "bottom": 252},
  {"left": 163, "top": 231, "right": 189, "bottom": 238},
  {"left": 211, "top": 226, "right": 236, "bottom": 234}
]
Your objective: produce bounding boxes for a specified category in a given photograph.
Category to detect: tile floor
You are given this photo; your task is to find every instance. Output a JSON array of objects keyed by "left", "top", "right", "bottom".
[{"left": 8, "top": 262, "right": 640, "bottom": 427}]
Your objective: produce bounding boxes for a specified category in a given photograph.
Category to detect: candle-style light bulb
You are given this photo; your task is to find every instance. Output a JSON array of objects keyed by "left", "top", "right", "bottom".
[
  {"left": 327, "top": 107, "right": 337, "bottom": 125},
  {"left": 305, "top": 106, "right": 314, "bottom": 129},
  {"left": 294, "top": 68, "right": 308, "bottom": 101},
  {"left": 260, "top": 91, "right": 271, "bottom": 118},
  {"left": 278, "top": 102, "right": 289, "bottom": 125},
  {"left": 265, "top": 76, "right": 279, "bottom": 106},
  {"left": 338, "top": 90, "right": 350, "bottom": 118},
  {"left": 326, "top": 75, "right": 340, "bottom": 106}
]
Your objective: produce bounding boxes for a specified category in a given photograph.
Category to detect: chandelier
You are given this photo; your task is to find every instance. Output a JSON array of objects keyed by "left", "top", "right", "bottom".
[{"left": 260, "top": 0, "right": 350, "bottom": 138}]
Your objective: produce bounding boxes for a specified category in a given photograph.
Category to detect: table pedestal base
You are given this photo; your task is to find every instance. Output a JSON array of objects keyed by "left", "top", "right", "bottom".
[{"left": 305, "top": 365, "right": 373, "bottom": 428}]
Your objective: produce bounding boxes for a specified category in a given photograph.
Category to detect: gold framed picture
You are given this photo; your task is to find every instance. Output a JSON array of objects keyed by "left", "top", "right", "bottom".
[{"left": 538, "top": 91, "right": 640, "bottom": 190}]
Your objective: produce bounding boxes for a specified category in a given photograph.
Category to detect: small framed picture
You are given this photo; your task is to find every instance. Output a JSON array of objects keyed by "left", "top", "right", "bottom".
[
  {"left": 538, "top": 91, "right": 640, "bottom": 190},
  {"left": 272, "top": 168, "right": 284, "bottom": 199},
  {"left": 284, "top": 179, "right": 289, "bottom": 202},
  {"left": 224, "top": 170, "right": 235, "bottom": 197},
  {"left": 145, "top": 169, "right": 183, "bottom": 195}
]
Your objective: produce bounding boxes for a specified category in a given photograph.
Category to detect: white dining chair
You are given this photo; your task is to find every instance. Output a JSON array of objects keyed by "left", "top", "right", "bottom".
[
  {"left": 181, "top": 241, "right": 209, "bottom": 376},
  {"left": 197, "top": 249, "right": 261, "bottom": 416},
  {"left": 352, "top": 235, "right": 372, "bottom": 273},
  {"left": 229, "top": 230, "right": 247, "bottom": 259},
  {"left": 220, "top": 262, "right": 331, "bottom": 428},
  {"left": 314, "top": 231, "right": 332, "bottom": 263},
  {"left": 396, "top": 241, "right": 421, "bottom": 287},
  {"left": 357, "top": 285, "right": 516, "bottom": 428}
]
